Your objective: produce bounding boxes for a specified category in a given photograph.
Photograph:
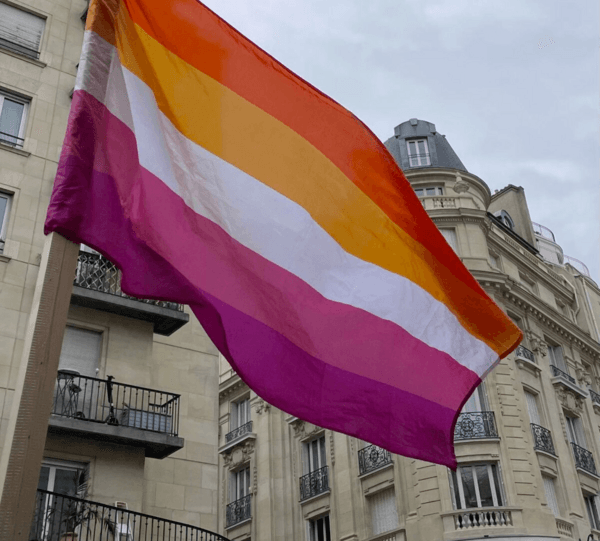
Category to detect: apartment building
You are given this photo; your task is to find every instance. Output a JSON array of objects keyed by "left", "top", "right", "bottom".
[
  {"left": 0, "top": 0, "right": 226, "bottom": 538},
  {"left": 217, "top": 119, "right": 600, "bottom": 541}
]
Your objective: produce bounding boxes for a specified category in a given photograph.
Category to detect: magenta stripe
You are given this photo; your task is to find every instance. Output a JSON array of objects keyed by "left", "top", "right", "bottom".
[{"left": 47, "top": 90, "right": 481, "bottom": 411}]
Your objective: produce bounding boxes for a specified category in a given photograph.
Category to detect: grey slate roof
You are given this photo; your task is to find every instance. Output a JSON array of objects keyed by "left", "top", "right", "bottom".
[{"left": 384, "top": 118, "right": 468, "bottom": 173}]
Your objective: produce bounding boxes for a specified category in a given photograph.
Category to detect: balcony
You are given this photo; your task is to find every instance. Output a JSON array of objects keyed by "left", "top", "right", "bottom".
[
  {"left": 530, "top": 424, "right": 556, "bottom": 456},
  {"left": 454, "top": 412, "right": 498, "bottom": 441},
  {"left": 532, "top": 222, "right": 555, "bottom": 242},
  {"left": 590, "top": 389, "right": 600, "bottom": 407},
  {"left": 226, "top": 495, "right": 251, "bottom": 528},
  {"left": 358, "top": 445, "right": 392, "bottom": 476},
  {"left": 48, "top": 371, "right": 183, "bottom": 459},
  {"left": 572, "top": 442, "right": 598, "bottom": 476},
  {"left": 550, "top": 365, "right": 576, "bottom": 384},
  {"left": 515, "top": 345, "right": 535, "bottom": 364},
  {"left": 31, "top": 489, "right": 230, "bottom": 541},
  {"left": 72, "top": 251, "right": 189, "bottom": 336},
  {"left": 445, "top": 507, "right": 515, "bottom": 531},
  {"left": 225, "top": 421, "right": 253, "bottom": 444},
  {"left": 300, "top": 466, "right": 329, "bottom": 501}
]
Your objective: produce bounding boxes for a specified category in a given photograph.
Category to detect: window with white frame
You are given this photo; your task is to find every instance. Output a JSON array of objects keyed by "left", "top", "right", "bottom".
[
  {"left": 450, "top": 463, "right": 504, "bottom": 509},
  {"left": 462, "top": 384, "right": 488, "bottom": 413},
  {"left": 406, "top": 139, "right": 430, "bottom": 166},
  {"left": 565, "top": 414, "right": 587, "bottom": 449},
  {"left": 524, "top": 391, "right": 542, "bottom": 426},
  {"left": 303, "top": 434, "right": 326, "bottom": 474},
  {"left": 58, "top": 326, "right": 102, "bottom": 377},
  {"left": 585, "top": 493, "right": 600, "bottom": 530},
  {"left": 0, "top": 2, "right": 45, "bottom": 59},
  {"left": 0, "top": 191, "right": 11, "bottom": 253},
  {"left": 542, "top": 476, "right": 559, "bottom": 517},
  {"left": 369, "top": 488, "right": 399, "bottom": 535},
  {"left": 414, "top": 186, "right": 443, "bottom": 197},
  {"left": 548, "top": 343, "right": 568, "bottom": 373},
  {"left": 0, "top": 90, "right": 29, "bottom": 148},
  {"left": 231, "top": 397, "right": 250, "bottom": 430},
  {"left": 308, "top": 515, "right": 330, "bottom": 541},
  {"left": 229, "top": 466, "right": 251, "bottom": 503},
  {"left": 439, "top": 228, "right": 458, "bottom": 253}
]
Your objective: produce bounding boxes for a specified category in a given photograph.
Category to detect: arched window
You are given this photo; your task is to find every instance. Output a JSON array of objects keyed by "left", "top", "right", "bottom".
[{"left": 494, "top": 210, "right": 514, "bottom": 230}]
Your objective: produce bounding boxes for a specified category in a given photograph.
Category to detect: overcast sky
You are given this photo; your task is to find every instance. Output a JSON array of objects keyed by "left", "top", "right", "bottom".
[{"left": 202, "top": 0, "right": 599, "bottom": 281}]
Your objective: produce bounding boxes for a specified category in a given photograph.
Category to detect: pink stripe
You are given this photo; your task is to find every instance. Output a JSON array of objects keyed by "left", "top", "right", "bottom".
[{"left": 48, "top": 89, "right": 481, "bottom": 411}]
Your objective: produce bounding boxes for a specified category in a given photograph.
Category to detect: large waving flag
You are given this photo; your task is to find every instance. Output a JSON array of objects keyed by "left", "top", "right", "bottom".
[{"left": 45, "top": 0, "right": 521, "bottom": 467}]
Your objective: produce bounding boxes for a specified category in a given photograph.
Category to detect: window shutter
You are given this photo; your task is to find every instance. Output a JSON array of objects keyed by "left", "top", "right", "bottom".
[
  {"left": 370, "top": 489, "right": 399, "bottom": 535},
  {"left": 542, "top": 477, "right": 559, "bottom": 516},
  {"left": 525, "top": 392, "right": 541, "bottom": 425},
  {"left": 0, "top": 3, "right": 44, "bottom": 56},
  {"left": 439, "top": 228, "right": 458, "bottom": 252},
  {"left": 58, "top": 326, "right": 101, "bottom": 376}
]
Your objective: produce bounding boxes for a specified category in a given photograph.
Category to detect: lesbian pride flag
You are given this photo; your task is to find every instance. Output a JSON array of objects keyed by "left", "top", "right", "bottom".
[{"left": 45, "top": 0, "right": 522, "bottom": 467}]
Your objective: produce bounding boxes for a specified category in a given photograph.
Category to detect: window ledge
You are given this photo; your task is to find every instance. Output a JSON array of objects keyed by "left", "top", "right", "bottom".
[
  {"left": 0, "top": 254, "right": 11, "bottom": 263},
  {"left": 224, "top": 517, "right": 252, "bottom": 531},
  {"left": 515, "top": 357, "right": 541, "bottom": 377},
  {"left": 550, "top": 376, "right": 588, "bottom": 399},
  {"left": 299, "top": 489, "right": 330, "bottom": 505},
  {"left": 358, "top": 461, "right": 393, "bottom": 480},
  {"left": 0, "top": 46, "right": 46, "bottom": 67},
  {"left": 0, "top": 142, "right": 30, "bottom": 157},
  {"left": 219, "top": 432, "right": 256, "bottom": 454}
]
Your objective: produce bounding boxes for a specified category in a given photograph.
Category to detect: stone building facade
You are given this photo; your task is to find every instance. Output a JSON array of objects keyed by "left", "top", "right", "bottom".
[
  {"left": 0, "top": 0, "right": 223, "bottom": 537},
  {"left": 217, "top": 120, "right": 600, "bottom": 541}
]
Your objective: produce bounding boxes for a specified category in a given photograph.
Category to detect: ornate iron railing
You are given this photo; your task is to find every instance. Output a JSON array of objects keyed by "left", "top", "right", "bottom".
[
  {"left": 0, "top": 130, "right": 25, "bottom": 148},
  {"left": 225, "top": 421, "right": 253, "bottom": 443},
  {"left": 225, "top": 495, "right": 251, "bottom": 528},
  {"left": 358, "top": 445, "right": 392, "bottom": 475},
  {"left": 53, "top": 371, "right": 180, "bottom": 437},
  {"left": 299, "top": 466, "right": 329, "bottom": 501},
  {"left": 530, "top": 423, "right": 555, "bottom": 455},
  {"left": 454, "top": 412, "right": 497, "bottom": 440},
  {"left": 572, "top": 442, "right": 598, "bottom": 476},
  {"left": 590, "top": 389, "right": 600, "bottom": 407},
  {"left": 75, "top": 251, "right": 184, "bottom": 311},
  {"left": 515, "top": 345, "right": 535, "bottom": 363},
  {"left": 550, "top": 365, "right": 576, "bottom": 384},
  {"left": 31, "top": 489, "right": 230, "bottom": 541}
]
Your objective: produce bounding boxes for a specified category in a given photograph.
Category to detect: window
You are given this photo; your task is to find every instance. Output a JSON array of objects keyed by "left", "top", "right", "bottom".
[
  {"left": 0, "top": 2, "right": 45, "bottom": 59},
  {"left": 303, "top": 434, "right": 326, "bottom": 474},
  {"left": 0, "top": 91, "right": 28, "bottom": 148},
  {"left": 524, "top": 391, "right": 541, "bottom": 426},
  {"left": 406, "top": 139, "right": 430, "bottom": 166},
  {"left": 439, "top": 228, "right": 458, "bottom": 253},
  {"left": 308, "top": 515, "right": 330, "bottom": 541},
  {"left": 585, "top": 494, "right": 600, "bottom": 530},
  {"left": 519, "top": 272, "right": 536, "bottom": 294},
  {"left": 489, "top": 252, "right": 500, "bottom": 269},
  {"left": 495, "top": 210, "right": 514, "bottom": 230},
  {"left": 542, "top": 477, "right": 559, "bottom": 517},
  {"left": 59, "top": 326, "right": 102, "bottom": 377},
  {"left": 414, "top": 186, "right": 443, "bottom": 197},
  {"left": 369, "top": 488, "right": 399, "bottom": 535},
  {"left": 548, "top": 344, "right": 568, "bottom": 373},
  {"left": 565, "top": 415, "right": 587, "bottom": 448},
  {"left": 462, "top": 384, "right": 488, "bottom": 413},
  {"left": 0, "top": 191, "right": 11, "bottom": 253},
  {"left": 450, "top": 463, "right": 503, "bottom": 509},
  {"left": 231, "top": 398, "right": 250, "bottom": 430},
  {"left": 229, "top": 466, "right": 251, "bottom": 502}
]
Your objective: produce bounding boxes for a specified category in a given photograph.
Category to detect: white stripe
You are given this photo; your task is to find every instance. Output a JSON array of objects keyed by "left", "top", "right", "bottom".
[{"left": 77, "top": 31, "right": 498, "bottom": 376}]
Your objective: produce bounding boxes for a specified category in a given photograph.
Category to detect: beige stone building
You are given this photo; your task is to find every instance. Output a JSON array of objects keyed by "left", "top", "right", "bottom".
[
  {"left": 217, "top": 120, "right": 600, "bottom": 541},
  {"left": 0, "top": 0, "right": 225, "bottom": 538}
]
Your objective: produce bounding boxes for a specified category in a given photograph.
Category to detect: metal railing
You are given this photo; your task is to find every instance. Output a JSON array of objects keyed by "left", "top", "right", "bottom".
[
  {"left": 225, "top": 421, "right": 253, "bottom": 443},
  {"left": 75, "top": 251, "right": 184, "bottom": 311},
  {"left": 572, "top": 442, "right": 598, "bottom": 476},
  {"left": 225, "top": 495, "right": 251, "bottom": 528},
  {"left": 515, "top": 345, "right": 535, "bottom": 363},
  {"left": 408, "top": 153, "right": 431, "bottom": 167},
  {"left": 564, "top": 255, "right": 591, "bottom": 277},
  {"left": 53, "top": 371, "right": 180, "bottom": 437},
  {"left": 590, "top": 389, "right": 600, "bottom": 407},
  {"left": 532, "top": 222, "right": 555, "bottom": 242},
  {"left": 530, "top": 424, "right": 555, "bottom": 455},
  {"left": 550, "top": 365, "right": 576, "bottom": 385},
  {"left": 31, "top": 489, "right": 230, "bottom": 541},
  {"left": 0, "top": 37, "right": 40, "bottom": 59},
  {"left": 299, "top": 466, "right": 329, "bottom": 501},
  {"left": 0, "top": 130, "right": 25, "bottom": 148},
  {"left": 454, "top": 412, "right": 498, "bottom": 440},
  {"left": 357, "top": 445, "right": 392, "bottom": 475}
]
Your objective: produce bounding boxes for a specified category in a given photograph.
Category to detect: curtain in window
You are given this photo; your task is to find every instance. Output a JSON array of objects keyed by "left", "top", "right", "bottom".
[
  {"left": 549, "top": 345, "right": 567, "bottom": 372},
  {"left": 58, "top": 326, "right": 102, "bottom": 376},
  {"left": 524, "top": 392, "right": 541, "bottom": 425},
  {"left": 462, "top": 384, "right": 487, "bottom": 413},
  {"left": 542, "top": 477, "right": 559, "bottom": 516},
  {"left": 439, "top": 229, "right": 458, "bottom": 253},
  {"left": 0, "top": 98, "right": 24, "bottom": 144},
  {"left": 451, "top": 464, "right": 503, "bottom": 509},
  {"left": 0, "top": 3, "right": 44, "bottom": 56},
  {"left": 566, "top": 416, "right": 587, "bottom": 448},
  {"left": 229, "top": 467, "right": 250, "bottom": 502},
  {"left": 303, "top": 435, "right": 326, "bottom": 474},
  {"left": 370, "top": 488, "right": 399, "bottom": 535}
]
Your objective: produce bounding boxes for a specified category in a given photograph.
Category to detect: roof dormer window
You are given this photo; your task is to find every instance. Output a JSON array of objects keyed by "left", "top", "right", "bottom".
[
  {"left": 494, "top": 210, "right": 514, "bottom": 230},
  {"left": 406, "top": 139, "right": 431, "bottom": 167}
]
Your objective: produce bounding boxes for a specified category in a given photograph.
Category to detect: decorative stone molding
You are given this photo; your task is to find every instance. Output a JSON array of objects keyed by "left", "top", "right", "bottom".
[
  {"left": 223, "top": 440, "right": 256, "bottom": 470},
  {"left": 219, "top": 375, "right": 248, "bottom": 401},
  {"left": 452, "top": 177, "right": 470, "bottom": 193},
  {"left": 555, "top": 386, "right": 584, "bottom": 414},
  {"left": 291, "top": 419, "right": 323, "bottom": 441},
  {"left": 576, "top": 365, "right": 592, "bottom": 387},
  {"left": 254, "top": 398, "right": 270, "bottom": 415},
  {"left": 329, "top": 432, "right": 335, "bottom": 466}
]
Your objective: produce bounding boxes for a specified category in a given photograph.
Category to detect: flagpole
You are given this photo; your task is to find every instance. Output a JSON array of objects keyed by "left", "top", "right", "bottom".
[{"left": 0, "top": 232, "right": 80, "bottom": 539}]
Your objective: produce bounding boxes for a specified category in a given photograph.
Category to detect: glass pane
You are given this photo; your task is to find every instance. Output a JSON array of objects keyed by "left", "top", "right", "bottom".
[
  {"left": 414, "top": 188, "right": 423, "bottom": 196},
  {"left": 0, "top": 99, "right": 24, "bottom": 145},
  {"left": 459, "top": 467, "right": 477, "bottom": 508},
  {"left": 474, "top": 465, "right": 493, "bottom": 507},
  {"left": 491, "top": 465, "right": 503, "bottom": 506},
  {"left": 450, "top": 471, "right": 461, "bottom": 509},
  {"left": 319, "top": 436, "right": 326, "bottom": 468},
  {"left": 426, "top": 187, "right": 435, "bottom": 196},
  {"left": 417, "top": 140, "right": 427, "bottom": 155},
  {"left": 37, "top": 466, "right": 50, "bottom": 491},
  {"left": 407, "top": 141, "right": 416, "bottom": 155},
  {"left": 324, "top": 515, "right": 331, "bottom": 541},
  {"left": 54, "top": 467, "right": 78, "bottom": 497},
  {"left": 0, "top": 196, "right": 7, "bottom": 233}
]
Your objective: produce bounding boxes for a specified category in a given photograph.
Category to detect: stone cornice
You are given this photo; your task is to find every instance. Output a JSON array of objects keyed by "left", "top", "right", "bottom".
[{"left": 219, "top": 374, "right": 248, "bottom": 401}]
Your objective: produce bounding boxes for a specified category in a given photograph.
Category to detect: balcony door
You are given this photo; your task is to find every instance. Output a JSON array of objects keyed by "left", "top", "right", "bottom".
[
  {"left": 524, "top": 391, "right": 542, "bottom": 426},
  {"left": 303, "top": 435, "right": 326, "bottom": 474},
  {"left": 230, "top": 398, "right": 250, "bottom": 430},
  {"left": 565, "top": 415, "right": 587, "bottom": 448},
  {"left": 229, "top": 466, "right": 251, "bottom": 502}
]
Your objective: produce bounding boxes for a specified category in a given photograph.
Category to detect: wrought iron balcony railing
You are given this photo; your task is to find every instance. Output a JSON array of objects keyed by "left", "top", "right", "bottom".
[
  {"left": 225, "top": 421, "right": 253, "bottom": 443},
  {"left": 515, "top": 345, "right": 535, "bottom": 363},
  {"left": 454, "top": 412, "right": 498, "bottom": 441},
  {"left": 530, "top": 423, "right": 555, "bottom": 455},
  {"left": 299, "top": 466, "right": 329, "bottom": 501},
  {"left": 590, "top": 389, "right": 600, "bottom": 407},
  {"left": 75, "top": 251, "right": 184, "bottom": 312},
  {"left": 358, "top": 444, "right": 392, "bottom": 475},
  {"left": 226, "top": 494, "right": 251, "bottom": 528},
  {"left": 572, "top": 442, "right": 598, "bottom": 476},
  {"left": 31, "top": 489, "right": 230, "bottom": 541},
  {"left": 550, "top": 365, "right": 576, "bottom": 385},
  {"left": 53, "top": 371, "right": 180, "bottom": 437}
]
